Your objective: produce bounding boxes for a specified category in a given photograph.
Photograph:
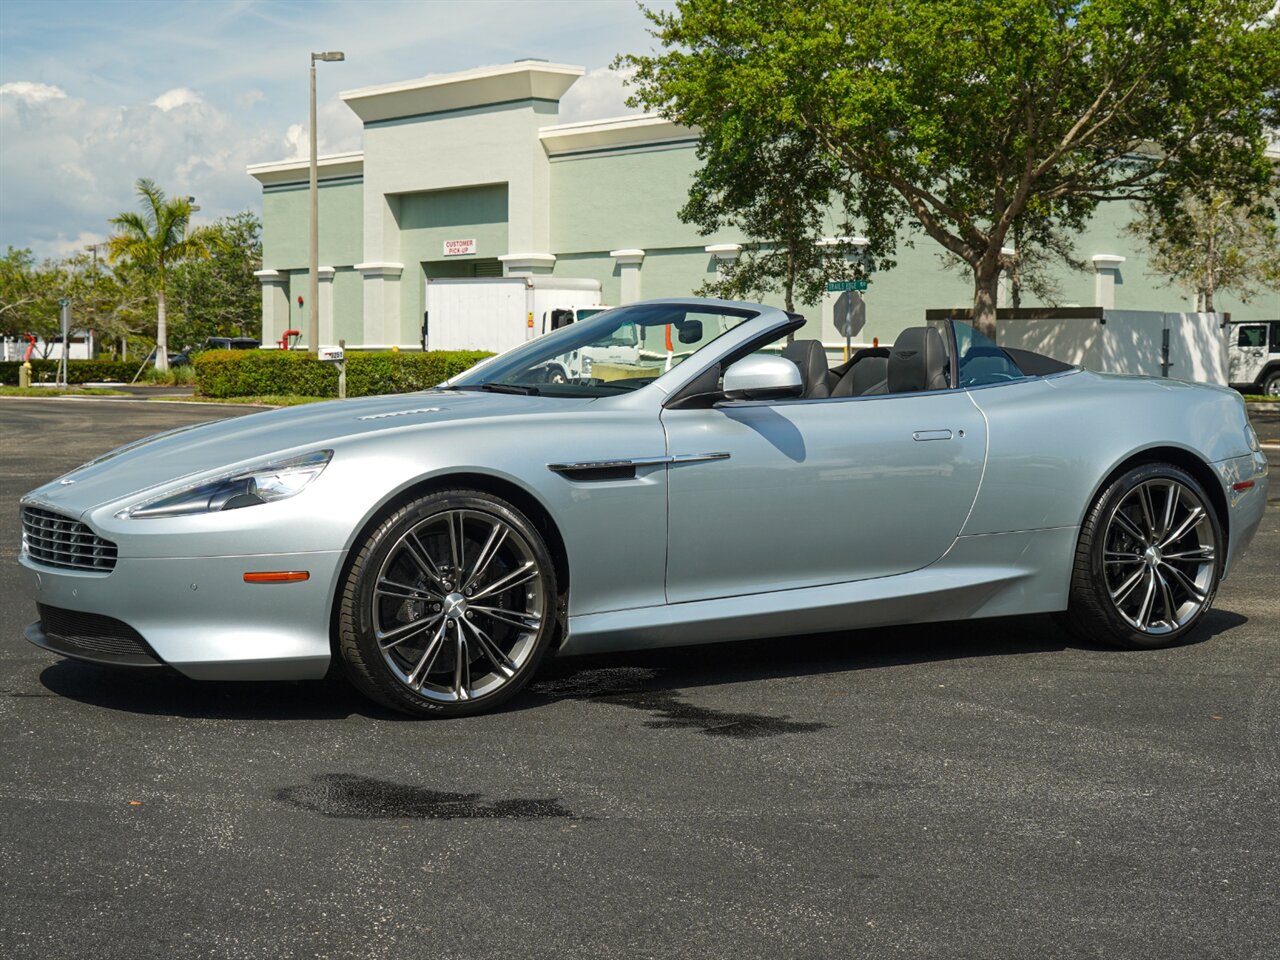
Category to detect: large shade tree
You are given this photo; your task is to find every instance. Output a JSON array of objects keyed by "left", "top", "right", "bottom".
[
  {"left": 1128, "top": 188, "right": 1280, "bottom": 312},
  {"left": 680, "top": 123, "right": 890, "bottom": 313},
  {"left": 107, "top": 178, "right": 213, "bottom": 369},
  {"left": 169, "top": 211, "right": 263, "bottom": 348},
  {"left": 622, "top": 0, "right": 1280, "bottom": 336},
  {"left": 0, "top": 247, "right": 57, "bottom": 346}
]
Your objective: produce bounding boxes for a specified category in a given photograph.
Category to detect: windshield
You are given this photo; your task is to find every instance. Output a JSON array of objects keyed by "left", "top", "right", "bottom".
[
  {"left": 446, "top": 302, "right": 759, "bottom": 398},
  {"left": 953, "top": 321, "right": 1028, "bottom": 387}
]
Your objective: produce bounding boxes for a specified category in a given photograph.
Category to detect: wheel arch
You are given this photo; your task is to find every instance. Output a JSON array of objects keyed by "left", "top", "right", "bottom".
[
  {"left": 1257, "top": 360, "right": 1280, "bottom": 391},
  {"left": 326, "top": 469, "right": 571, "bottom": 665},
  {"left": 1080, "top": 444, "right": 1230, "bottom": 558}
]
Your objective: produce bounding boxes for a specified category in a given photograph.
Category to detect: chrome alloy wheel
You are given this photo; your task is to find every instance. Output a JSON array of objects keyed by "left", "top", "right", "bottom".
[
  {"left": 372, "top": 508, "right": 547, "bottom": 703},
  {"left": 1102, "top": 479, "right": 1217, "bottom": 635}
]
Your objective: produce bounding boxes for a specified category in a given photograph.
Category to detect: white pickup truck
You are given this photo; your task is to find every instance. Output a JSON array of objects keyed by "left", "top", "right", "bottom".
[{"left": 1228, "top": 319, "right": 1280, "bottom": 396}]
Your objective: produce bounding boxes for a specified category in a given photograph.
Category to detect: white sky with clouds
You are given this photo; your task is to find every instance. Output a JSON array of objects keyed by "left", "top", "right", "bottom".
[{"left": 0, "top": 0, "right": 673, "bottom": 257}]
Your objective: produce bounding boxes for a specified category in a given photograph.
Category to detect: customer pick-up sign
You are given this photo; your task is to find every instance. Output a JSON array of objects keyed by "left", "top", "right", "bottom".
[{"left": 443, "top": 239, "right": 476, "bottom": 257}]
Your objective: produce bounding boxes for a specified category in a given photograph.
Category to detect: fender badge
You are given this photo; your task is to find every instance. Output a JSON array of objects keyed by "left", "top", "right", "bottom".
[{"left": 59, "top": 478, "right": 76, "bottom": 485}]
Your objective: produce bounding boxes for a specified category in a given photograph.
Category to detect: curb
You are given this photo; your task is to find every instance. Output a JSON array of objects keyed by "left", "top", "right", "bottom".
[{"left": 0, "top": 395, "right": 273, "bottom": 409}]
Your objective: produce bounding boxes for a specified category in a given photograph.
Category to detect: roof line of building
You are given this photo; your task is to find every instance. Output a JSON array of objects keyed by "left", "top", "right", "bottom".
[
  {"left": 341, "top": 59, "right": 584, "bottom": 124},
  {"left": 245, "top": 114, "right": 700, "bottom": 181}
]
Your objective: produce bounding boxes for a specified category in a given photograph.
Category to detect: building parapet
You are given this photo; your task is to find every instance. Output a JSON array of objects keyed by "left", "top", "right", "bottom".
[
  {"left": 539, "top": 113, "right": 699, "bottom": 158},
  {"left": 247, "top": 152, "right": 364, "bottom": 186},
  {"left": 341, "top": 60, "right": 583, "bottom": 125}
]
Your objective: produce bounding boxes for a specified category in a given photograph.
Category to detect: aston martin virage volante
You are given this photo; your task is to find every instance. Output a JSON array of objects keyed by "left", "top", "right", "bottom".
[{"left": 20, "top": 299, "right": 1268, "bottom": 717}]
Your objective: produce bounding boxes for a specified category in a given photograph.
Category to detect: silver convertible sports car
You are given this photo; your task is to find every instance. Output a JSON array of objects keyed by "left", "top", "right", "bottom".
[{"left": 20, "top": 299, "right": 1269, "bottom": 717}]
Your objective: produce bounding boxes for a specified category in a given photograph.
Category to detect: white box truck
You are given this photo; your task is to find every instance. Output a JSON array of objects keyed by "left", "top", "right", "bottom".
[{"left": 423, "top": 277, "right": 605, "bottom": 354}]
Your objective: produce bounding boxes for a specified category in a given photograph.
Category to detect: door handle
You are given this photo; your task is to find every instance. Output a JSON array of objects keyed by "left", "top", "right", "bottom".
[{"left": 912, "top": 430, "right": 953, "bottom": 442}]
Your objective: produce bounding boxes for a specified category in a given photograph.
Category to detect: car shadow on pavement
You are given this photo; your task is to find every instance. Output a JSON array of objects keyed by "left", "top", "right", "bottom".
[
  {"left": 33, "top": 609, "right": 1247, "bottom": 722},
  {"left": 517, "top": 609, "right": 1245, "bottom": 711},
  {"left": 35, "top": 661, "right": 402, "bottom": 722}
]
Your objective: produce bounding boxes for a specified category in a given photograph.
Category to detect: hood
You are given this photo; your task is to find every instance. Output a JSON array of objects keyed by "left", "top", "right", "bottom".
[{"left": 23, "top": 390, "right": 595, "bottom": 516}]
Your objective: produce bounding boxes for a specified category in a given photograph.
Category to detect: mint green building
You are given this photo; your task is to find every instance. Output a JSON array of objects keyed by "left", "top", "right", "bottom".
[{"left": 248, "top": 60, "right": 1279, "bottom": 352}]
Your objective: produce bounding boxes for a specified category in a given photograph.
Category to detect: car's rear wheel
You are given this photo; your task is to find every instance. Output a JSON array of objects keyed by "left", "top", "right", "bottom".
[
  {"left": 338, "top": 489, "right": 558, "bottom": 717},
  {"left": 1061, "top": 463, "right": 1221, "bottom": 649}
]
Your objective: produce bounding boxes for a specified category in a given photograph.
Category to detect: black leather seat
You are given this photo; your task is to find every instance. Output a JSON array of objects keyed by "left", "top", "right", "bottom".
[
  {"left": 863, "top": 326, "right": 950, "bottom": 394},
  {"left": 832, "top": 347, "right": 890, "bottom": 397},
  {"left": 888, "top": 326, "right": 950, "bottom": 392},
  {"left": 780, "top": 339, "right": 831, "bottom": 399}
]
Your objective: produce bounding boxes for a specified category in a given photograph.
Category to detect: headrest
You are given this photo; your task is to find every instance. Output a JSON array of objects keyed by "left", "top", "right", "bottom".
[
  {"left": 781, "top": 339, "right": 830, "bottom": 398},
  {"left": 888, "top": 326, "right": 949, "bottom": 393}
]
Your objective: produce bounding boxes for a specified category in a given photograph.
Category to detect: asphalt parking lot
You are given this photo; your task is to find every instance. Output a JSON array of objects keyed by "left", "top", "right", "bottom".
[{"left": 2, "top": 397, "right": 1278, "bottom": 960}]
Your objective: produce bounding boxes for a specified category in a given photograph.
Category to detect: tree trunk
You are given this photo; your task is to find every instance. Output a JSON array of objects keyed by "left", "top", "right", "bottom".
[
  {"left": 971, "top": 268, "right": 1001, "bottom": 340},
  {"left": 1202, "top": 287, "right": 1214, "bottom": 312},
  {"left": 784, "top": 246, "right": 796, "bottom": 313},
  {"left": 784, "top": 246, "right": 796, "bottom": 343},
  {"left": 155, "top": 283, "right": 169, "bottom": 371}
]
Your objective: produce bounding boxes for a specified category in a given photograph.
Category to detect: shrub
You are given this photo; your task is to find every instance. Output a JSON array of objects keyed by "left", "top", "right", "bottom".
[
  {"left": 192, "top": 349, "right": 492, "bottom": 398},
  {"left": 0, "top": 359, "right": 140, "bottom": 385},
  {"left": 141, "top": 365, "right": 197, "bottom": 386}
]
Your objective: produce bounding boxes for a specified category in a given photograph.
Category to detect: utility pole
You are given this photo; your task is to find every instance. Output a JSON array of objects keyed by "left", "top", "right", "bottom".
[
  {"left": 57, "top": 297, "right": 70, "bottom": 388},
  {"left": 309, "top": 50, "right": 345, "bottom": 355}
]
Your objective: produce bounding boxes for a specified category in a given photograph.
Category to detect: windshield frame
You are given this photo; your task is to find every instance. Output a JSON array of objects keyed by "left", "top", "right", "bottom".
[{"left": 444, "top": 299, "right": 765, "bottom": 399}]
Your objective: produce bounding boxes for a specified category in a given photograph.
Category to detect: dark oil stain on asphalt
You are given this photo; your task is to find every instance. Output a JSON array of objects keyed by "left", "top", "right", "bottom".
[
  {"left": 530, "top": 668, "right": 828, "bottom": 740},
  {"left": 275, "top": 774, "right": 574, "bottom": 821},
  {"left": 596, "top": 690, "right": 829, "bottom": 739}
]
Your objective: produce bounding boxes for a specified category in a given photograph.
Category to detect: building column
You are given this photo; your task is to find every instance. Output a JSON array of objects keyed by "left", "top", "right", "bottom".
[
  {"left": 610, "top": 249, "right": 646, "bottom": 304},
  {"left": 253, "top": 269, "right": 288, "bottom": 347},
  {"left": 317, "top": 266, "right": 336, "bottom": 345},
  {"left": 499, "top": 253, "right": 557, "bottom": 277},
  {"left": 998, "top": 246, "right": 1016, "bottom": 309},
  {"left": 705, "top": 243, "right": 742, "bottom": 281},
  {"left": 1091, "top": 254, "right": 1125, "bottom": 309},
  {"left": 356, "top": 262, "right": 404, "bottom": 347}
]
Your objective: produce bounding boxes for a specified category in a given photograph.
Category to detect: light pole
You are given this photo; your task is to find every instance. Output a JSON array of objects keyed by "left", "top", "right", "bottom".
[{"left": 309, "top": 50, "right": 345, "bottom": 354}]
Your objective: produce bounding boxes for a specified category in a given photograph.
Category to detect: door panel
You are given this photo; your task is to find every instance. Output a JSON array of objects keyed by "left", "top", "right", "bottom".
[
  {"left": 1230, "top": 324, "right": 1267, "bottom": 385},
  {"left": 661, "top": 392, "right": 988, "bottom": 604}
]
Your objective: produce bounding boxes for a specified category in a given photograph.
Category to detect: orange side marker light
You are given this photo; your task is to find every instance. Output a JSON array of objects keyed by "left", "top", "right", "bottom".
[
  {"left": 1231, "top": 480, "right": 1255, "bottom": 492},
  {"left": 243, "top": 571, "right": 310, "bottom": 584}
]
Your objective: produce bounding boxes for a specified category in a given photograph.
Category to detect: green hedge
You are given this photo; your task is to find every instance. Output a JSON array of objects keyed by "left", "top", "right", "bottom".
[
  {"left": 193, "top": 349, "right": 493, "bottom": 398},
  {"left": 0, "top": 359, "right": 140, "bottom": 385}
]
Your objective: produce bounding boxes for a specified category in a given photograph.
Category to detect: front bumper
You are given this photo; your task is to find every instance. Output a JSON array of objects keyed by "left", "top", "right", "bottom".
[{"left": 20, "top": 549, "right": 346, "bottom": 680}]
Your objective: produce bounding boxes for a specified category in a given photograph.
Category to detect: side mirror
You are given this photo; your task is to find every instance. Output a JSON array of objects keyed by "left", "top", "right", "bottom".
[
  {"left": 721, "top": 354, "right": 803, "bottom": 401},
  {"left": 676, "top": 319, "right": 703, "bottom": 344}
]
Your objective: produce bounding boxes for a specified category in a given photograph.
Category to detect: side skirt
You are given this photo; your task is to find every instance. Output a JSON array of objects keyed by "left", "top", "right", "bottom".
[{"left": 559, "top": 527, "right": 1077, "bottom": 656}]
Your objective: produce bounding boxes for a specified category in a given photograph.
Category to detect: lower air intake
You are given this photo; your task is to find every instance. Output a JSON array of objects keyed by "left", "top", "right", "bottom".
[{"left": 36, "top": 604, "right": 161, "bottom": 666}]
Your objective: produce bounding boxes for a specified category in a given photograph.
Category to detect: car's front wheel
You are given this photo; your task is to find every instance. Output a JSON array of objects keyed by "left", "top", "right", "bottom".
[
  {"left": 337, "top": 489, "right": 558, "bottom": 717},
  {"left": 1061, "top": 463, "right": 1222, "bottom": 649}
]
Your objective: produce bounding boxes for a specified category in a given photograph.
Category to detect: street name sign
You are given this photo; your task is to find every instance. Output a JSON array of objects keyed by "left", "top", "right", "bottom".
[{"left": 827, "top": 279, "right": 869, "bottom": 292}]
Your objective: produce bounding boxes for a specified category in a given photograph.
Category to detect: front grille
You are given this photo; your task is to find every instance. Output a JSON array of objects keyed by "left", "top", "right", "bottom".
[
  {"left": 37, "top": 604, "right": 160, "bottom": 665},
  {"left": 21, "top": 505, "right": 117, "bottom": 572}
]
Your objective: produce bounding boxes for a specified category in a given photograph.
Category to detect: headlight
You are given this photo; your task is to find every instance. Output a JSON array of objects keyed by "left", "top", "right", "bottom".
[{"left": 117, "top": 450, "right": 332, "bottom": 519}]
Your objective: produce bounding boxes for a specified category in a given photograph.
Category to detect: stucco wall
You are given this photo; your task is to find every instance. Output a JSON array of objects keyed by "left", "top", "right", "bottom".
[{"left": 261, "top": 179, "right": 363, "bottom": 270}]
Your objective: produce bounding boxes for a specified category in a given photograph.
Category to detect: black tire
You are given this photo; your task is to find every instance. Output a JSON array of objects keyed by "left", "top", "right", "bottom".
[
  {"left": 338, "top": 488, "right": 559, "bottom": 717},
  {"left": 1263, "top": 369, "right": 1280, "bottom": 398},
  {"left": 1059, "top": 462, "right": 1222, "bottom": 649}
]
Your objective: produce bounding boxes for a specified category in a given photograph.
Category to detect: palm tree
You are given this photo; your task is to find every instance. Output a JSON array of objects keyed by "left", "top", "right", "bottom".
[{"left": 107, "top": 178, "right": 212, "bottom": 370}]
